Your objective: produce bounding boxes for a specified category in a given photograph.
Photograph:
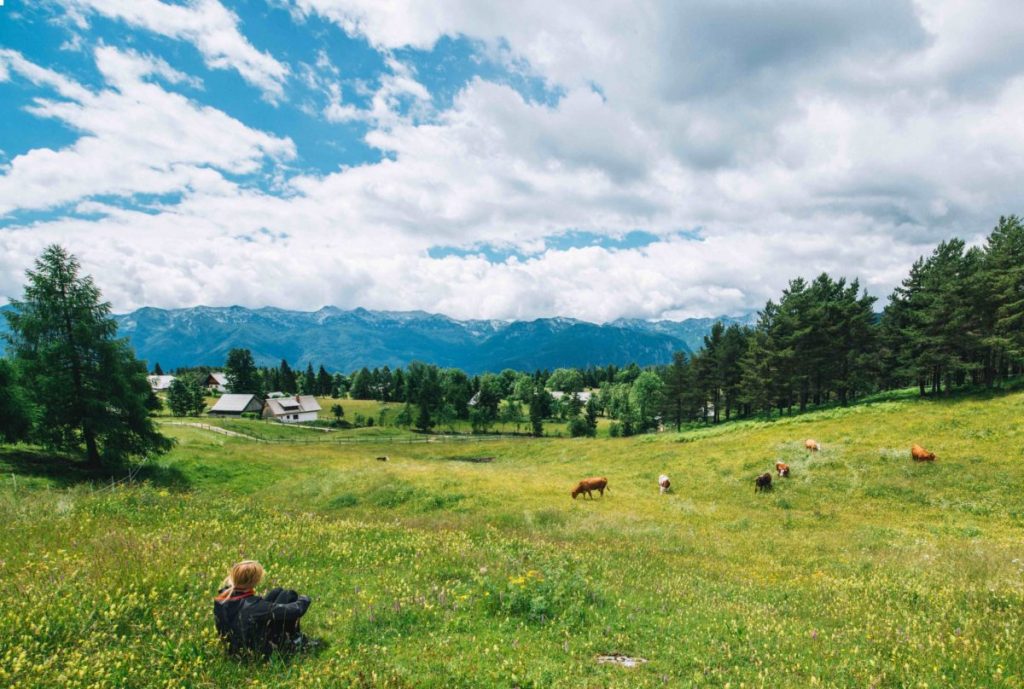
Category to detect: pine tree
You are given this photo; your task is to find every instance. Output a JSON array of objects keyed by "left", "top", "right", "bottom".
[
  {"left": 316, "top": 365, "right": 332, "bottom": 397},
  {"left": 528, "top": 385, "right": 547, "bottom": 437},
  {"left": 301, "top": 363, "right": 316, "bottom": 395},
  {"left": 225, "top": 348, "right": 261, "bottom": 395},
  {"left": 584, "top": 395, "right": 600, "bottom": 435},
  {"left": 279, "top": 359, "right": 297, "bottom": 394},
  {"left": 984, "top": 215, "right": 1024, "bottom": 379},
  {"left": 392, "top": 368, "right": 406, "bottom": 402},
  {"left": 3, "top": 245, "right": 171, "bottom": 467},
  {"left": 661, "top": 351, "right": 693, "bottom": 430},
  {"left": 331, "top": 373, "right": 348, "bottom": 398},
  {"left": 349, "top": 368, "right": 373, "bottom": 399},
  {"left": 153, "top": 362, "right": 164, "bottom": 376}
]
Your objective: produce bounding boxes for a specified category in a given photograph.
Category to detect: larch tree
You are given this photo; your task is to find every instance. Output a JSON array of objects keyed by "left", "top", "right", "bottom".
[{"left": 3, "top": 245, "right": 171, "bottom": 467}]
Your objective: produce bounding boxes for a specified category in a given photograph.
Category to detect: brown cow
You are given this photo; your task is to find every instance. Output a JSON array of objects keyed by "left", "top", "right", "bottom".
[
  {"left": 755, "top": 472, "right": 773, "bottom": 492},
  {"left": 805, "top": 439, "right": 821, "bottom": 452},
  {"left": 911, "top": 444, "right": 936, "bottom": 462},
  {"left": 571, "top": 477, "right": 609, "bottom": 499},
  {"left": 775, "top": 462, "right": 790, "bottom": 478},
  {"left": 376, "top": 455, "right": 389, "bottom": 462}
]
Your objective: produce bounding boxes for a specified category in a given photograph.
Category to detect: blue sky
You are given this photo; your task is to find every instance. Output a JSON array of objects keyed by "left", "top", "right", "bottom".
[{"left": 1, "top": 1, "right": 1023, "bottom": 322}]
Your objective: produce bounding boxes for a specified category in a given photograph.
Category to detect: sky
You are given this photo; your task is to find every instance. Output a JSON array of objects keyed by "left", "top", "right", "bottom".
[{"left": 1, "top": 1, "right": 1023, "bottom": 322}]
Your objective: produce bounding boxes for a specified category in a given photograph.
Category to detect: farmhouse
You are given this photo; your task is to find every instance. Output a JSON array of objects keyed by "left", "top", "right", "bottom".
[
  {"left": 263, "top": 395, "right": 321, "bottom": 423},
  {"left": 550, "top": 390, "right": 594, "bottom": 403},
  {"left": 208, "top": 393, "right": 263, "bottom": 416},
  {"left": 147, "top": 374, "right": 175, "bottom": 392},
  {"left": 205, "top": 372, "right": 229, "bottom": 392}
]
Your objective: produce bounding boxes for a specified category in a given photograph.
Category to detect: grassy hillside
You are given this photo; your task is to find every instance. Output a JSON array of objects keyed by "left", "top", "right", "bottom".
[{"left": 1, "top": 390, "right": 1023, "bottom": 687}]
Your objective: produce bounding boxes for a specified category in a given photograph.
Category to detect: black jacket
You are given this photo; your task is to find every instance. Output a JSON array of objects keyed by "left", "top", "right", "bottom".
[{"left": 214, "top": 587, "right": 311, "bottom": 655}]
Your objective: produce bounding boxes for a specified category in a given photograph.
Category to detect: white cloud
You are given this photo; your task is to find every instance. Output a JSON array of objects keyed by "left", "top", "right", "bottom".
[
  {"left": 4, "top": 1, "right": 1024, "bottom": 322},
  {"left": 58, "top": 0, "right": 289, "bottom": 100},
  {"left": 0, "top": 47, "right": 295, "bottom": 215}
]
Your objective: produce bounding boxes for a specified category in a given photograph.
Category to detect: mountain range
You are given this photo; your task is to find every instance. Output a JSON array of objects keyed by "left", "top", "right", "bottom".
[{"left": 0, "top": 305, "right": 754, "bottom": 374}]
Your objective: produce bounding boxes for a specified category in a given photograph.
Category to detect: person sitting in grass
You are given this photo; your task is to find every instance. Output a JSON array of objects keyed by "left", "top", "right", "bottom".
[{"left": 213, "top": 560, "right": 313, "bottom": 656}]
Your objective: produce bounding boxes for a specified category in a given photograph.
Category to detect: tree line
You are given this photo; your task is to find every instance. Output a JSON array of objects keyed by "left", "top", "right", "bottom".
[
  {"left": 171, "top": 216, "right": 1024, "bottom": 436},
  {"left": 2, "top": 217, "right": 1021, "bottom": 464},
  {"left": 657, "top": 215, "right": 1024, "bottom": 429}
]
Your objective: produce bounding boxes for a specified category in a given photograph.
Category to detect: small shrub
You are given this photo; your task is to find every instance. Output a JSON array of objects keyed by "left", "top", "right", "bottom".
[
  {"left": 481, "top": 562, "right": 598, "bottom": 626},
  {"left": 567, "top": 417, "right": 593, "bottom": 438},
  {"left": 327, "top": 493, "right": 359, "bottom": 509},
  {"left": 419, "top": 492, "right": 465, "bottom": 511},
  {"left": 367, "top": 481, "right": 419, "bottom": 508}
]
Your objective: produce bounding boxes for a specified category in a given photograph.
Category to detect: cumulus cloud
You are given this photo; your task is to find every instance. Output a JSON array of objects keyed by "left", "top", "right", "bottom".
[
  {"left": 57, "top": 0, "right": 289, "bottom": 99},
  {"left": 0, "top": 47, "right": 295, "bottom": 215},
  {"left": 3, "top": 1, "right": 1024, "bottom": 322}
]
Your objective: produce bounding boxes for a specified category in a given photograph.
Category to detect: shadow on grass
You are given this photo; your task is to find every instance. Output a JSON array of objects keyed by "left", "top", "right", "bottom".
[{"left": 0, "top": 445, "right": 191, "bottom": 490}]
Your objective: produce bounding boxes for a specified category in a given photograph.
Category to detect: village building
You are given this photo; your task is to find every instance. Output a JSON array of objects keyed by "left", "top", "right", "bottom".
[
  {"left": 208, "top": 393, "right": 263, "bottom": 416},
  {"left": 147, "top": 374, "right": 175, "bottom": 392},
  {"left": 550, "top": 390, "right": 594, "bottom": 403},
  {"left": 263, "top": 395, "right": 321, "bottom": 423},
  {"left": 205, "top": 372, "right": 229, "bottom": 392}
]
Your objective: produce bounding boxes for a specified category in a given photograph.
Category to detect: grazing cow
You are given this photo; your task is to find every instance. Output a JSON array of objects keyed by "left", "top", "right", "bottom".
[
  {"left": 755, "top": 472, "right": 773, "bottom": 492},
  {"left": 571, "top": 477, "right": 609, "bottom": 499},
  {"left": 775, "top": 462, "right": 790, "bottom": 478},
  {"left": 805, "top": 439, "right": 821, "bottom": 452},
  {"left": 911, "top": 444, "right": 936, "bottom": 462},
  {"left": 658, "top": 474, "right": 671, "bottom": 494},
  {"left": 376, "top": 455, "right": 389, "bottom": 462}
]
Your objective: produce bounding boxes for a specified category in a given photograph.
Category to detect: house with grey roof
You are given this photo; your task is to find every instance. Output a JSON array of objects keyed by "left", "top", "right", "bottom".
[
  {"left": 550, "top": 390, "right": 594, "bottom": 403},
  {"left": 147, "top": 374, "right": 175, "bottom": 392},
  {"left": 263, "top": 395, "right": 321, "bottom": 423},
  {"left": 208, "top": 393, "right": 263, "bottom": 416},
  {"left": 205, "top": 372, "right": 229, "bottom": 392}
]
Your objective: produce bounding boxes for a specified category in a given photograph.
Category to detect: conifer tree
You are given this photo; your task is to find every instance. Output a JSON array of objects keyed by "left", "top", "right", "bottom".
[
  {"left": 225, "top": 348, "right": 261, "bottom": 395},
  {"left": 3, "top": 245, "right": 171, "bottom": 466}
]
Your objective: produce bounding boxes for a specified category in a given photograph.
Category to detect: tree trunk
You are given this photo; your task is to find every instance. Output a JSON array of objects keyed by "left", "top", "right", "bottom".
[{"left": 59, "top": 279, "right": 100, "bottom": 467}]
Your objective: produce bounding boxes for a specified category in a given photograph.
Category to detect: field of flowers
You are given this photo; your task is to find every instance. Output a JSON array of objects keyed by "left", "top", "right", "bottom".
[{"left": 2, "top": 388, "right": 1023, "bottom": 687}]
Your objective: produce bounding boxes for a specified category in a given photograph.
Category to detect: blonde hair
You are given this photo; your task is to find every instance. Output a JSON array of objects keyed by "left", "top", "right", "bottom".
[{"left": 216, "top": 560, "right": 264, "bottom": 600}]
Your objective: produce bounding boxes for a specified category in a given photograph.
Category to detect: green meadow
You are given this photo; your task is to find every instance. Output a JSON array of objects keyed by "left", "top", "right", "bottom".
[{"left": 2, "top": 388, "right": 1023, "bottom": 688}]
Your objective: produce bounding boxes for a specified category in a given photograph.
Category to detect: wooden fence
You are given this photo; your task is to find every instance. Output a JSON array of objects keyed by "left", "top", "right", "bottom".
[{"left": 159, "top": 421, "right": 538, "bottom": 445}]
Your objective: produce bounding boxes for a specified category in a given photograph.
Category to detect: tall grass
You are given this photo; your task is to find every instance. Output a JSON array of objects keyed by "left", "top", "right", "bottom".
[{"left": 2, "top": 388, "right": 1023, "bottom": 687}]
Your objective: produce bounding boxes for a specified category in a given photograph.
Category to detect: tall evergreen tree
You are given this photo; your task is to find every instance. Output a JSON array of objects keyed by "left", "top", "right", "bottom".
[
  {"left": 225, "top": 348, "right": 261, "bottom": 395},
  {"left": 528, "top": 385, "right": 548, "bottom": 437},
  {"left": 279, "top": 359, "right": 297, "bottom": 394},
  {"left": 405, "top": 362, "right": 443, "bottom": 431},
  {"left": 349, "top": 367, "right": 373, "bottom": 399},
  {"left": 984, "top": 215, "right": 1024, "bottom": 379},
  {"left": 301, "top": 363, "right": 316, "bottom": 395},
  {"left": 661, "top": 351, "right": 694, "bottom": 430},
  {"left": 392, "top": 368, "right": 406, "bottom": 402},
  {"left": 3, "top": 245, "right": 171, "bottom": 466},
  {"left": 316, "top": 365, "right": 332, "bottom": 397}
]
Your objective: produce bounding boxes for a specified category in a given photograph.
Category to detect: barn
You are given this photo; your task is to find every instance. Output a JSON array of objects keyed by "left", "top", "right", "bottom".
[{"left": 208, "top": 393, "right": 263, "bottom": 416}]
